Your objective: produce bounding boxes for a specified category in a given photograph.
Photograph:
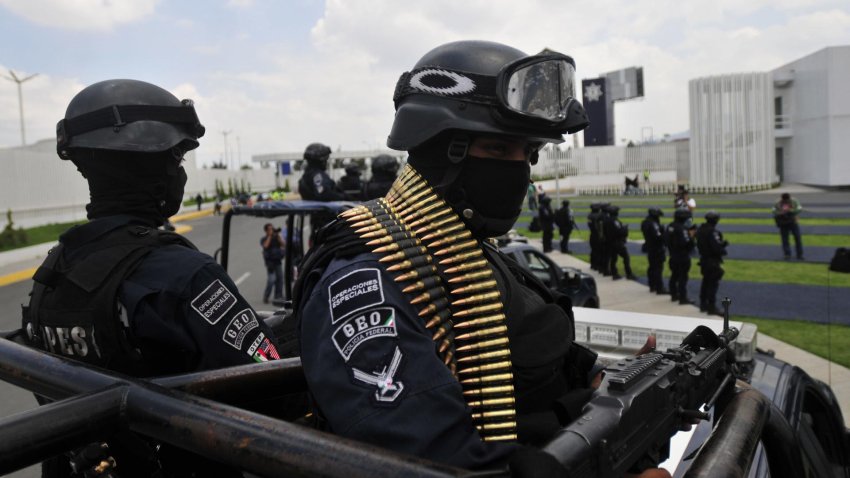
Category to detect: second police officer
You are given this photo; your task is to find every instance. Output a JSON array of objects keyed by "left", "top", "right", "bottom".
[
  {"left": 696, "top": 212, "right": 728, "bottom": 316},
  {"left": 23, "top": 79, "right": 280, "bottom": 477},
  {"left": 538, "top": 195, "right": 555, "bottom": 253},
  {"left": 666, "top": 209, "right": 697, "bottom": 305},
  {"left": 641, "top": 207, "right": 668, "bottom": 295},
  {"left": 297, "top": 142, "right": 346, "bottom": 201}
]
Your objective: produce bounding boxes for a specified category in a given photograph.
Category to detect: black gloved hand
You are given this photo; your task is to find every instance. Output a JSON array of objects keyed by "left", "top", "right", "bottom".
[{"left": 509, "top": 446, "right": 569, "bottom": 478}]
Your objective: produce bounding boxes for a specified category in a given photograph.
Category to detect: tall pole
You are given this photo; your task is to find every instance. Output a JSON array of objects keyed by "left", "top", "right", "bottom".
[
  {"left": 236, "top": 136, "right": 242, "bottom": 169},
  {"left": 222, "top": 130, "right": 232, "bottom": 169},
  {"left": 3, "top": 70, "right": 39, "bottom": 146}
]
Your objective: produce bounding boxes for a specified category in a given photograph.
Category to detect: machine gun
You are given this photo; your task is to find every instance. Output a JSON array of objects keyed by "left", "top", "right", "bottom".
[{"left": 543, "top": 300, "right": 740, "bottom": 477}]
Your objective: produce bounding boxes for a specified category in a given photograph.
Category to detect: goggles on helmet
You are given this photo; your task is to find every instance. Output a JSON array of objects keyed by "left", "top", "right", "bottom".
[{"left": 394, "top": 51, "right": 582, "bottom": 134}]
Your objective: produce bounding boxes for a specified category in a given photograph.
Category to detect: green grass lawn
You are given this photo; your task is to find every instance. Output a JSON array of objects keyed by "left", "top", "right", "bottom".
[
  {"left": 0, "top": 220, "right": 84, "bottom": 253},
  {"left": 739, "top": 315, "right": 850, "bottom": 369},
  {"left": 569, "top": 253, "right": 850, "bottom": 288}
]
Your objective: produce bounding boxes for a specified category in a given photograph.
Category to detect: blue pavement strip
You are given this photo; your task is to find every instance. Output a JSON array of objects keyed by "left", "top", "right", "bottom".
[
  {"left": 614, "top": 210, "right": 850, "bottom": 219},
  {"left": 624, "top": 277, "right": 850, "bottom": 325},
  {"left": 565, "top": 241, "right": 839, "bottom": 264}
]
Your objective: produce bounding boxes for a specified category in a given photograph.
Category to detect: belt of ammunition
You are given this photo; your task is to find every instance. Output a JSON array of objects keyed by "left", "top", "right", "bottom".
[{"left": 342, "top": 164, "right": 517, "bottom": 442}]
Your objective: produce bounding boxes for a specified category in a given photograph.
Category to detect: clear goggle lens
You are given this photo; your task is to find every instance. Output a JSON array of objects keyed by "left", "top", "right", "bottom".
[{"left": 505, "top": 60, "right": 576, "bottom": 122}]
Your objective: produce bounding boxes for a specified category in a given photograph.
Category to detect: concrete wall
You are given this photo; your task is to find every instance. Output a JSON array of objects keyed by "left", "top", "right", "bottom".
[{"left": 0, "top": 140, "right": 282, "bottom": 228}]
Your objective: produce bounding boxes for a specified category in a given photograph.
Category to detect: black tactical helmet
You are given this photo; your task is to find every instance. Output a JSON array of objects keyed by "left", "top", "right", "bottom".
[
  {"left": 648, "top": 207, "right": 664, "bottom": 217},
  {"left": 705, "top": 211, "right": 720, "bottom": 224},
  {"left": 56, "top": 79, "right": 205, "bottom": 160},
  {"left": 562, "top": 200, "right": 570, "bottom": 208},
  {"left": 371, "top": 154, "right": 400, "bottom": 175},
  {"left": 304, "top": 143, "right": 331, "bottom": 164},
  {"left": 606, "top": 205, "right": 620, "bottom": 215},
  {"left": 387, "top": 40, "right": 589, "bottom": 152},
  {"left": 590, "top": 202, "right": 601, "bottom": 211},
  {"left": 344, "top": 164, "right": 361, "bottom": 176},
  {"left": 674, "top": 209, "right": 693, "bottom": 222}
]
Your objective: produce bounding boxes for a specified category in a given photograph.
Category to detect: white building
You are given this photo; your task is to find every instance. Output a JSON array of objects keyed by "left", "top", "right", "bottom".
[
  {"left": 689, "top": 46, "right": 850, "bottom": 190},
  {"left": 772, "top": 46, "right": 850, "bottom": 187}
]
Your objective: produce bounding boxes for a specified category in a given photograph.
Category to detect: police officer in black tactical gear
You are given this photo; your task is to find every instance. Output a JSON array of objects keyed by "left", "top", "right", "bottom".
[
  {"left": 596, "top": 204, "right": 613, "bottom": 275},
  {"left": 696, "top": 211, "right": 728, "bottom": 316},
  {"left": 338, "top": 163, "right": 364, "bottom": 201},
  {"left": 641, "top": 208, "right": 668, "bottom": 294},
  {"left": 539, "top": 196, "right": 555, "bottom": 253},
  {"left": 587, "top": 203, "right": 603, "bottom": 270},
  {"left": 291, "top": 40, "right": 661, "bottom": 476},
  {"left": 554, "top": 200, "right": 576, "bottom": 254},
  {"left": 666, "top": 208, "right": 697, "bottom": 304},
  {"left": 362, "top": 153, "right": 400, "bottom": 200},
  {"left": 23, "top": 79, "right": 280, "bottom": 477},
  {"left": 298, "top": 142, "right": 345, "bottom": 201},
  {"left": 603, "top": 205, "right": 635, "bottom": 280}
]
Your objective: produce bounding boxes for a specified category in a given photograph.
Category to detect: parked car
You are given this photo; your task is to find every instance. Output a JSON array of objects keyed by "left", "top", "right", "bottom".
[{"left": 500, "top": 240, "right": 600, "bottom": 308}]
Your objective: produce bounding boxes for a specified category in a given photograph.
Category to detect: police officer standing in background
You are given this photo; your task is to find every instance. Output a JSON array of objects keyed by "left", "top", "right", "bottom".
[
  {"left": 539, "top": 195, "right": 555, "bottom": 253},
  {"left": 362, "top": 153, "right": 400, "bottom": 200},
  {"left": 641, "top": 208, "right": 667, "bottom": 295},
  {"left": 298, "top": 142, "right": 346, "bottom": 201},
  {"left": 696, "top": 212, "right": 728, "bottom": 315},
  {"left": 337, "top": 163, "right": 364, "bottom": 201},
  {"left": 603, "top": 205, "right": 635, "bottom": 280},
  {"left": 666, "top": 209, "right": 696, "bottom": 305},
  {"left": 587, "top": 203, "right": 603, "bottom": 271},
  {"left": 596, "top": 204, "right": 613, "bottom": 276},
  {"left": 554, "top": 199, "right": 576, "bottom": 254},
  {"left": 23, "top": 79, "right": 280, "bottom": 476}
]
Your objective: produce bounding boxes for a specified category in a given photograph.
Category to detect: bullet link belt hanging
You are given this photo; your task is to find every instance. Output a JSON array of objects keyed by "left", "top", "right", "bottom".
[{"left": 340, "top": 164, "right": 517, "bottom": 442}]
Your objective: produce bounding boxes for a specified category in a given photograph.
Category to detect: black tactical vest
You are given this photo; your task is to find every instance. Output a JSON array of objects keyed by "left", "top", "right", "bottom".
[{"left": 22, "top": 223, "right": 196, "bottom": 375}]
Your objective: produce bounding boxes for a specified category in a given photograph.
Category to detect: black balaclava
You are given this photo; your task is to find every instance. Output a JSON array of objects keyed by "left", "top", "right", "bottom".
[
  {"left": 408, "top": 134, "right": 530, "bottom": 239},
  {"left": 73, "top": 149, "right": 187, "bottom": 227}
]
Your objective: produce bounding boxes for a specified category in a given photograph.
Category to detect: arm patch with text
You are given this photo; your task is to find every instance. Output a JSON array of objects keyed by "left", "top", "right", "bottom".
[
  {"left": 328, "top": 268, "right": 384, "bottom": 323},
  {"left": 332, "top": 307, "right": 397, "bottom": 362}
]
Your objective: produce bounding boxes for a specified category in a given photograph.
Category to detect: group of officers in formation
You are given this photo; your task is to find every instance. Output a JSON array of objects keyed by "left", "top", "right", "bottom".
[{"left": 582, "top": 200, "right": 729, "bottom": 316}]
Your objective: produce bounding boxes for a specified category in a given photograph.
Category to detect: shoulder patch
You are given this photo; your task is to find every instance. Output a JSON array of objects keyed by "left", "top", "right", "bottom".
[
  {"left": 222, "top": 308, "right": 259, "bottom": 350},
  {"left": 328, "top": 268, "right": 384, "bottom": 323},
  {"left": 247, "top": 332, "right": 280, "bottom": 362},
  {"left": 351, "top": 345, "right": 405, "bottom": 403},
  {"left": 332, "top": 307, "right": 397, "bottom": 361},
  {"left": 191, "top": 279, "right": 237, "bottom": 325}
]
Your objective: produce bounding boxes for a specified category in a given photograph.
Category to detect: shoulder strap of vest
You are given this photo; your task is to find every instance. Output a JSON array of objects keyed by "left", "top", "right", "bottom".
[{"left": 25, "top": 243, "right": 66, "bottom": 342}]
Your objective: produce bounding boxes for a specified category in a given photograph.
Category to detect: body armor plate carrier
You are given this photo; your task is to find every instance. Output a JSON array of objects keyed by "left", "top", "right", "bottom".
[{"left": 22, "top": 223, "right": 196, "bottom": 375}]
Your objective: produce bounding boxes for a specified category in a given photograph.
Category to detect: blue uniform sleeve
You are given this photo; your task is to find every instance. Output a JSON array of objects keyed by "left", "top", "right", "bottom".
[
  {"left": 299, "top": 254, "right": 515, "bottom": 469},
  {"left": 120, "top": 246, "right": 280, "bottom": 374}
]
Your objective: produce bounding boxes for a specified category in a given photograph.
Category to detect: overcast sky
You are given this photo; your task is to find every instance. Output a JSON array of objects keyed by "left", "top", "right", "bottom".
[{"left": 1, "top": 0, "right": 848, "bottom": 168}]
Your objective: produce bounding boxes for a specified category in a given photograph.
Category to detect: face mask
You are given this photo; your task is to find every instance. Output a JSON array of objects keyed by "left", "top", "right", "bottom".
[
  {"left": 453, "top": 155, "right": 530, "bottom": 237},
  {"left": 161, "top": 166, "right": 187, "bottom": 218}
]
